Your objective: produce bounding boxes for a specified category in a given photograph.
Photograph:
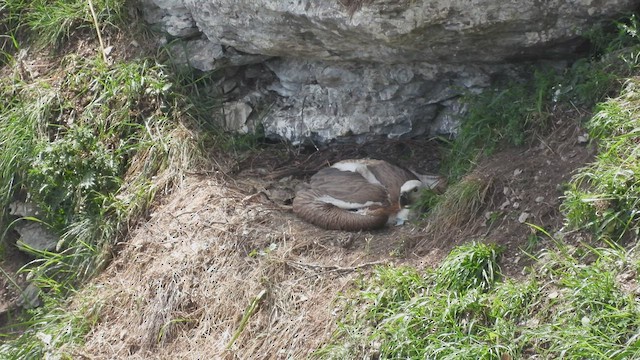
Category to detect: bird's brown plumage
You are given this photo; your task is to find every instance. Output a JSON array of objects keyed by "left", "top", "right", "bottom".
[{"left": 293, "top": 159, "right": 423, "bottom": 231}]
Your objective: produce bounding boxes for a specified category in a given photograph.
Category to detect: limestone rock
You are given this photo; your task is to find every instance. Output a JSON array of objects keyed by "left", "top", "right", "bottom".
[
  {"left": 261, "top": 58, "right": 490, "bottom": 144},
  {"left": 139, "top": 0, "right": 640, "bottom": 143},
  {"left": 181, "top": 0, "right": 636, "bottom": 64},
  {"left": 142, "top": 0, "right": 199, "bottom": 38},
  {"left": 222, "top": 101, "right": 253, "bottom": 133},
  {"left": 17, "top": 283, "right": 41, "bottom": 309}
]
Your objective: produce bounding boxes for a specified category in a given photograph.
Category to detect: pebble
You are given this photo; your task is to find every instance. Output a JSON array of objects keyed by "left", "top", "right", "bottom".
[{"left": 518, "top": 212, "right": 530, "bottom": 223}]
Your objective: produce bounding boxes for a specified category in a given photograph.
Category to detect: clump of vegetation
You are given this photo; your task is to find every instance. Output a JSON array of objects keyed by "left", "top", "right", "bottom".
[
  {"left": 0, "top": 0, "right": 211, "bottom": 357},
  {"left": 562, "top": 78, "right": 640, "bottom": 241},
  {"left": 317, "top": 241, "right": 640, "bottom": 359},
  {"left": 444, "top": 69, "right": 556, "bottom": 180},
  {"left": 424, "top": 175, "right": 493, "bottom": 236},
  {"left": 2, "top": 0, "right": 125, "bottom": 50},
  {"left": 559, "top": 15, "right": 640, "bottom": 243}
]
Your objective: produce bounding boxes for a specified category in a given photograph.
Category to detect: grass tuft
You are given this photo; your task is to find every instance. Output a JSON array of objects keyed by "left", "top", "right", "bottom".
[
  {"left": 424, "top": 175, "right": 493, "bottom": 237},
  {"left": 3, "top": 0, "right": 126, "bottom": 49},
  {"left": 435, "top": 242, "right": 502, "bottom": 292}
]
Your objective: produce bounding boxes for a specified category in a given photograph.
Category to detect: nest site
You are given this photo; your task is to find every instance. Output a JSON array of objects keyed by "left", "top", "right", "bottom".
[{"left": 75, "top": 112, "right": 593, "bottom": 358}]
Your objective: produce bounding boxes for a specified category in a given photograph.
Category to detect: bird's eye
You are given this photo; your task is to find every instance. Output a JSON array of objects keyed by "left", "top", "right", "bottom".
[{"left": 413, "top": 188, "right": 419, "bottom": 192}]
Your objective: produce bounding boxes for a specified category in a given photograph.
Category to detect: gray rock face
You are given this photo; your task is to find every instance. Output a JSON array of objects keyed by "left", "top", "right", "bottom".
[
  {"left": 141, "top": 0, "right": 640, "bottom": 143},
  {"left": 9, "top": 201, "right": 59, "bottom": 252},
  {"left": 262, "top": 58, "right": 492, "bottom": 144}
]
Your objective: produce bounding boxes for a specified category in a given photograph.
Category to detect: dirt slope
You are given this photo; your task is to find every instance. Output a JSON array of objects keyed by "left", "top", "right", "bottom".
[{"left": 75, "top": 115, "right": 593, "bottom": 358}]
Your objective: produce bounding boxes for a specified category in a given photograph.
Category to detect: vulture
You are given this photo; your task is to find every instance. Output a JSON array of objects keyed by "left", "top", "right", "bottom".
[{"left": 293, "top": 159, "right": 445, "bottom": 231}]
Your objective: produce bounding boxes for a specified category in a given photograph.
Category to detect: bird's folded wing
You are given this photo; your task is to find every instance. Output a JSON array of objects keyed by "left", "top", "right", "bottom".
[
  {"left": 293, "top": 188, "right": 389, "bottom": 231},
  {"left": 310, "top": 168, "right": 389, "bottom": 208}
]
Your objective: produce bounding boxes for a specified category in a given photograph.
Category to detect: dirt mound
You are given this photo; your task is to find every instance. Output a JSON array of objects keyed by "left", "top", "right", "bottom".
[{"left": 77, "top": 121, "right": 593, "bottom": 358}]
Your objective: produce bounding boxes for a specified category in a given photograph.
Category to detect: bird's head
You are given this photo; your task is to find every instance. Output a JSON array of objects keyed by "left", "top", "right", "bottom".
[{"left": 399, "top": 179, "right": 424, "bottom": 208}]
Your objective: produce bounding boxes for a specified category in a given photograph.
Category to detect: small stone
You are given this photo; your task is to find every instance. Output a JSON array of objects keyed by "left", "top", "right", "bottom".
[
  {"left": 581, "top": 316, "right": 591, "bottom": 326},
  {"left": 513, "top": 168, "right": 523, "bottom": 176},
  {"left": 619, "top": 271, "right": 635, "bottom": 281},
  {"left": 518, "top": 212, "right": 530, "bottom": 223},
  {"left": 17, "top": 283, "right": 41, "bottom": 309},
  {"left": 500, "top": 200, "right": 511, "bottom": 210},
  {"left": 223, "top": 80, "right": 238, "bottom": 94},
  {"left": 512, "top": 202, "right": 520, "bottom": 209},
  {"left": 535, "top": 196, "right": 545, "bottom": 203},
  {"left": 548, "top": 291, "right": 559, "bottom": 299},
  {"left": 577, "top": 133, "right": 589, "bottom": 144},
  {"left": 15, "top": 221, "right": 59, "bottom": 253}
]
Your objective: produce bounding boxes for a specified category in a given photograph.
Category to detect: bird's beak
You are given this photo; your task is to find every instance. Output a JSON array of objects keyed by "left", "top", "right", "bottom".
[{"left": 400, "top": 192, "right": 410, "bottom": 208}]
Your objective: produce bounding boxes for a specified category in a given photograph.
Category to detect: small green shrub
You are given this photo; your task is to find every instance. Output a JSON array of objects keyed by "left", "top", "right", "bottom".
[{"left": 27, "top": 124, "right": 123, "bottom": 227}]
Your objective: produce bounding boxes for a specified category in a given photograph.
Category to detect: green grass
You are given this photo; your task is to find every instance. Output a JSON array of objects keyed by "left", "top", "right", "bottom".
[
  {"left": 0, "top": 55, "right": 200, "bottom": 356},
  {"left": 317, "top": 241, "right": 640, "bottom": 359},
  {"left": 0, "top": 288, "right": 102, "bottom": 359},
  {"left": 2, "top": 0, "right": 126, "bottom": 49},
  {"left": 0, "top": 55, "right": 195, "bottom": 284},
  {"left": 444, "top": 69, "right": 555, "bottom": 180},
  {"left": 562, "top": 78, "right": 640, "bottom": 241},
  {"left": 0, "top": 1, "right": 211, "bottom": 357}
]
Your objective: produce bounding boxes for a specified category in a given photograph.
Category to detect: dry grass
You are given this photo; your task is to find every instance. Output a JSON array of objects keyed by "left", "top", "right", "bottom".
[
  {"left": 75, "top": 175, "right": 397, "bottom": 359},
  {"left": 422, "top": 175, "right": 494, "bottom": 239}
]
